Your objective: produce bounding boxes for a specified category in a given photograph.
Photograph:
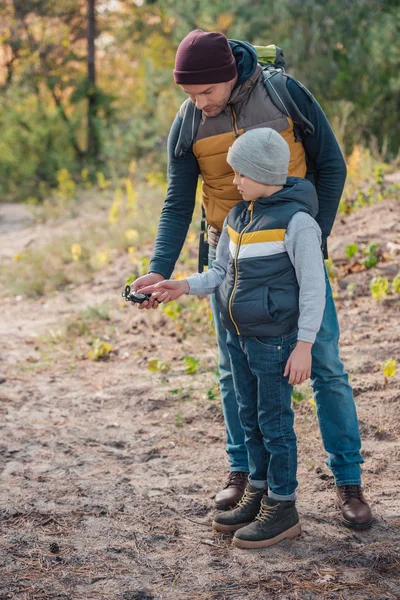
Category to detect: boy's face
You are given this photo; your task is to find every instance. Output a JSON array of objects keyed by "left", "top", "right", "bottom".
[{"left": 232, "top": 169, "right": 267, "bottom": 201}]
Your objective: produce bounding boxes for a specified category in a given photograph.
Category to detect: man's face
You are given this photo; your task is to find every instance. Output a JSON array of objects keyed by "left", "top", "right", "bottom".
[{"left": 181, "top": 78, "right": 237, "bottom": 117}]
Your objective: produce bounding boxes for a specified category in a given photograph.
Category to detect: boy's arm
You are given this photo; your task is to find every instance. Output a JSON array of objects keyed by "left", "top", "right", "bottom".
[
  {"left": 185, "top": 221, "right": 230, "bottom": 295},
  {"left": 285, "top": 212, "right": 326, "bottom": 343},
  {"left": 148, "top": 112, "right": 200, "bottom": 279}
]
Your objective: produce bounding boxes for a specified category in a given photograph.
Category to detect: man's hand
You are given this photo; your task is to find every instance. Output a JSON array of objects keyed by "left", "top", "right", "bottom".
[
  {"left": 132, "top": 272, "right": 165, "bottom": 310},
  {"left": 284, "top": 341, "right": 312, "bottom": 385},
  {"left": 140, "top": 279, "right": 189, "bottom": 303}
]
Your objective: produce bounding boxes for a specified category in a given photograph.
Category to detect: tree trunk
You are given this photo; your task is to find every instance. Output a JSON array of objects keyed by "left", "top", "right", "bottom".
[{"left": 87, "top": 0, "right": 99, "bottom": 159}]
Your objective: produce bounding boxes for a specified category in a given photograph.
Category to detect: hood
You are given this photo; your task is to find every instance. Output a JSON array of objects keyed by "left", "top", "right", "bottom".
[
  {"left": 255, "top": 177, "right": 319, "bottom": 218},
  {"left": 229, "top": 39, "right": 259, "bottom": 84}
]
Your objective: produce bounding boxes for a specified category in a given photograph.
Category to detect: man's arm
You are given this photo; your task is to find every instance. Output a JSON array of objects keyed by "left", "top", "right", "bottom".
[
  {"left": 286, "top": 79, "right": 347, "bottom": 251},
  {"left": 148, "top": 112, "right": 200, "bottom": 279}
]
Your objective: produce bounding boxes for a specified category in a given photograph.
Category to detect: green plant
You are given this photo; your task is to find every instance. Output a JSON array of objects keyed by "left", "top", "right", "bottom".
[
  {"left": 369, "top": 276, "right": 389, "bottom": 301},
  {"left": 291, "top": 390, "right": 305, "bottom": 404},
  {"left": 345, "top": 243, "right": 359, "bottom": 259},
  {"left": 392, "top": 273, "right": 400, "bottom": 293},
  {"left": 182, "top": 355, "right": 199, "bottom": 375},
  {"left": 206, "top": 382, "right": 220, "bottom": 402},
  {"left": 148, "top": 358, "right": 170, "bottom": 373},
  {"left": 309, "top": 397, "right": 317, "bottom": 415},
  {"left": 381, "top": 359, "right": 396, "bottom": 384},
  {"left": 362, "top": 242, "right": 381, "bottom": 269},
  {"left": 88, "top": 338, "right": 112, "bottom": 361},
  {"left": 175, "top": 411, "right": 185, "bottom": 428}
]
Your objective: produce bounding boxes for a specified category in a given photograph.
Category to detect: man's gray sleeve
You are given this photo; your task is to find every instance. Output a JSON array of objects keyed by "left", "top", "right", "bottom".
[
  {"left": 185, "top": 220, "right": 229, "bottom": 295},
  {"left": 285, "top": 212, "right": 326, "bottom": 344}
]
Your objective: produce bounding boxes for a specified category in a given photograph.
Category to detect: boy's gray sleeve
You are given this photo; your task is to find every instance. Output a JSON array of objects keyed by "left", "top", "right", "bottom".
[
  {"left": 285, "top": 212, "right": 326, "bottom": 344},
  {"left": 185, "top": 220, "right": 229, "bottom": 295}
]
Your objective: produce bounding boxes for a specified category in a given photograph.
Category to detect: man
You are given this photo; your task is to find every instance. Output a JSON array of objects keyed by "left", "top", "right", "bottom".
[{"left": 133, "top": 30, "right": 372, "bottom": 530}]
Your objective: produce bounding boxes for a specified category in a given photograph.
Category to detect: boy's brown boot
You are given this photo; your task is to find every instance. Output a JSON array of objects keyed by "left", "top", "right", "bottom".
[
  {"left": 213, "top": 484, "right": 264, "bottom": 533},
  {"left": 214, "top": 471, "right": 249, "bottom": 510},
  {"left": 232, "top": 496, "right": 301, "bottom": 549},
  {"left": 336, "top": 485, "right": 373, "bottom": 530}
]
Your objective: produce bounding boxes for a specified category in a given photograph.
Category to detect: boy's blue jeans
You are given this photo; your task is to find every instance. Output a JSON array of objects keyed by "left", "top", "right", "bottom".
[
  {"left": 226, "top": 329, "right": 298, "bottom": 501},
  {"left": 209, "top": 247, "right": 364, "bottom": 487}
]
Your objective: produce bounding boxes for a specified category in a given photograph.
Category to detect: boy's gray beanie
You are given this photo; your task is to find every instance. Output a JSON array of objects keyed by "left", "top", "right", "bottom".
[{"left": 227, "top": 127, "right": 290, "bottom": 185}]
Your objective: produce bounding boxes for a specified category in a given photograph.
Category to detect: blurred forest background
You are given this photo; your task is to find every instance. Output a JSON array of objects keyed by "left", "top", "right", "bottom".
[
  {"left": 1, "top": 4, "right": 400, "bottom": 596},
  {"left": 1, "top": 0, "right": 400, "bottom": 203}
]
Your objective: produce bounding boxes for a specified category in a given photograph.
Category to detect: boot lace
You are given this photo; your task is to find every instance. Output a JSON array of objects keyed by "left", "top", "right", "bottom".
[
  {"left": 225, "top": 471, "right": 248, "bottom": 488},
  {"left": 342, "top": 485, "right": 365, "bottom": 502},
  {"left": 255, "top": 502, "right": 279, "bottom": 523},
  {"left": 236, "top": 488, "right": 260, "bottom": 508}
]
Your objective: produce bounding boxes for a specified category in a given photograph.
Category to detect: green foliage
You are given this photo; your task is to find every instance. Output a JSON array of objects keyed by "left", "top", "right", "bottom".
[
  {"left": 148, "top": 358, "right": 170, "bottom": 373},
  {"left": 175, "top": 411, "right": 186, "bottom": 428},
  {"left": 392, "top": 273, "right": 400, "bottom": 293},
  {"left": 345, "top": 243, "right": 359, "bottom": 259},
  {"left": 362, "top": 243, "right": 381, "bottom": 269},
  {"left": 182, "top": 355, "right": 199, "bottom": 374},
  {"left": 1, "top": 1, "right": 400, "bottom": 202},
  {"left": 381, "top": 359, "right": 396, "bottom": 379},
  {"left": 369, "top": 276, "right": 389, "bottom": 301},
  {"left": 88, "top": 338, "right": 112, "bottom": 361},
  {"left": 291, "top": 390, "right": 305, "bottom": 404},
  {"left": 206, "top": 383, "right": 220, "bottom": 402}
]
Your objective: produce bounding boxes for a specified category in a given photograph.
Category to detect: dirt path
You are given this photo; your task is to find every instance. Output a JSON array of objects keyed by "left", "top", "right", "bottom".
[{"left": 0, "top": 195, "right": 399, "bottom": 600}]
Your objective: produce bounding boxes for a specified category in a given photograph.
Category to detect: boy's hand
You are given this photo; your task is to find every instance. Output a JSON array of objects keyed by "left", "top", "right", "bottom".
[
  {"left": 284, "top": 341, "right": 312, "bottom": 385},
  {"left": 132, "top": 272, "right": 165, "bottom": 310},
  {"left": 139, "top": 279, "right": 189, "bottom": 303}
]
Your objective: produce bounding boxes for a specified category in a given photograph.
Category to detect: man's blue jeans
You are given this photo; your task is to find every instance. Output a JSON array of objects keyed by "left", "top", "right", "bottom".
[
  {"left": 227, "top": 329, "right": 298, "bottom": 501},
  {"left": 209, "top": 247, "right": 364, "bottom": 486}
]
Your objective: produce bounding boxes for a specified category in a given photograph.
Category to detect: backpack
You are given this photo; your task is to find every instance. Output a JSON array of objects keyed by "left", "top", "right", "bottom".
[
  {"left": 256, "top": 44, "right": 315, "bottom": 140},
  {"left": 173, "top": 43, "right": 316, "bottom": 271}
]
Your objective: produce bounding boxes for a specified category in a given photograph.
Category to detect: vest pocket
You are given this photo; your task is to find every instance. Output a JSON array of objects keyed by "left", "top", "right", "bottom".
[
  {"left": 263, "top": 286, "right": 278, "bottom": 323},
  {"left": 231, "top": 285, "right": 277, "bottom": 327}
]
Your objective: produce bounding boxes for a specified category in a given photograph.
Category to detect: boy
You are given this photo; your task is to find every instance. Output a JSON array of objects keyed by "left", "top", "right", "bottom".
[{"left": 141, "top": 128, "right": 326, "bottom": 548}]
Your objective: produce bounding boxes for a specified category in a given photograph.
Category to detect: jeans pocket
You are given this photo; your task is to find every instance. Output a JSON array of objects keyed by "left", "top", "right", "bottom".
[{"left": 253, "top": 336, "right": 282, "bottom": 350}]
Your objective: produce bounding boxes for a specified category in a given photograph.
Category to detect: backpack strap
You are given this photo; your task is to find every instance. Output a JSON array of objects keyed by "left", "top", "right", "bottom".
[
  {"left": 174, "top": 99, "right": 202, "bottom": 158},
  {"left": 262, "top": 67, "right": 315, "bottom": 140}
]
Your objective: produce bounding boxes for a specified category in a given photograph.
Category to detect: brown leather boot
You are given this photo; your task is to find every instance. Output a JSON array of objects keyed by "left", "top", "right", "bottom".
[
  {"left": 336, "top": 485, "right": 373, "bottom": 530},
  {"left": 215, "top": 471, "right": 249, "bottom": 510}
]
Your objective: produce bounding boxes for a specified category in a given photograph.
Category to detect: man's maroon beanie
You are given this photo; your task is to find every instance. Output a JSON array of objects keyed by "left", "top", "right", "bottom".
[{"left": 173, "top": 29, "right": 237, "bottom": 85}]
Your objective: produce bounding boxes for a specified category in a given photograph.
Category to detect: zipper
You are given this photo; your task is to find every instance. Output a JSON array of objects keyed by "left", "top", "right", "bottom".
[
  {"left": 230, "top": 105, "right": 240, "bottom": 139},
  {"left": 228, "top": 201, "right": 255, "bottom": 334}
]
